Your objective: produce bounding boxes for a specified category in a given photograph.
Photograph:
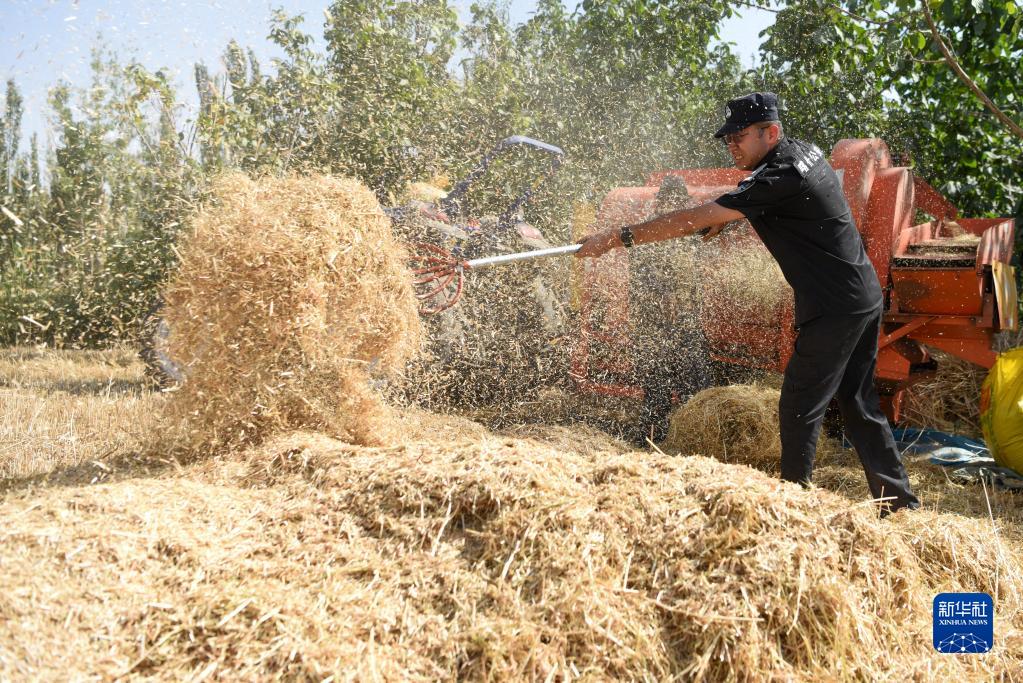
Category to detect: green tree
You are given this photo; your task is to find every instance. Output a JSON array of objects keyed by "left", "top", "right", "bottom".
[
  {"left": 194, "top": 62, "right": 221, "bottom": 170},
  {"left": 258, "top": 11, "right": 344, "bottom": 174},
  {"left": 756, "top": 0, "right": 899, "bottom": 146},
  {"left": 444, "top": 0, "right": 743, "bottom": 239},
  {"left": 1, "top": 48, "right": 197, "bottom": 346},
  {"left": 888, "top": 0, "right": 1022, "bottom": 215},
  {"left": 759, "top": 0, "right": 1021, "bottom": 216},
  {"left": 0, "top": 80, "right": 26, "bottom": 250},
  {"left": 48, "top": 84, "right": 108, "bottom": 241},
  {"left": 192, "top": 13, "right": 352, "bottom": 178},
  {"left": 2, "top": 79, "right": 24, "bottom": 194},
  {"left": 323, "top": 0, "right": 458, "bottom": 197},
  {"left": 119, "top": 65, "right": 199, "bottom": 311}
]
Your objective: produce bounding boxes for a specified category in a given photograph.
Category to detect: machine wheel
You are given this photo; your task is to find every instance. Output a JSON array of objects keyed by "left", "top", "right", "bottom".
[{"left": 139, "top": 301, "right": 185, "bottom": 389}]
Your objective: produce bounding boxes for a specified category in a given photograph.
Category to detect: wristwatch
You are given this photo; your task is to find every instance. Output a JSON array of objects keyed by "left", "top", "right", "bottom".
[{"left": 619, "top": 226, "right": 635, "bottom": 248}]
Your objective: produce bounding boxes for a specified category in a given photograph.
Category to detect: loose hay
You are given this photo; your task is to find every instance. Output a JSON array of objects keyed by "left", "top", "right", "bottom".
[
  {"left": 902, "top": 351, "right": 987, "bottom": 438},
  {"left": 3, "top": 427, "right": 1021, "bottom": 681},
  {"left": 160, "top": 173, "right": 423, "bottom": 452}
]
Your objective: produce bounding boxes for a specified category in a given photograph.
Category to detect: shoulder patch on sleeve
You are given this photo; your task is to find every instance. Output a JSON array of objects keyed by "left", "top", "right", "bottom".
[{"left": 791, "top": 144, "right": 824, "bottom": 177}]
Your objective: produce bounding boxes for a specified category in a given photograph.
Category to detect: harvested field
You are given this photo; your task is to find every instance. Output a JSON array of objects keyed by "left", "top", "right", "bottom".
[
  {"left": 2, "top": 348, "right": 1023, "bottom": 681},
  {"left": 0, "top": 347, "right": 158, "bottom": 481}
]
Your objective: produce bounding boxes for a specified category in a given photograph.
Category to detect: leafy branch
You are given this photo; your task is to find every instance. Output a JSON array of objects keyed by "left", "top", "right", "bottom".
[{"left": 920, "top": 0, "right": 1023, "bottom": 140}]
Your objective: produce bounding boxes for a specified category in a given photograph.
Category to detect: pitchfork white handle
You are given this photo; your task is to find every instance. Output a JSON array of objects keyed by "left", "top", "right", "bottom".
[{"left": 464, "top": 244, "right": 581, "bottom": 269}]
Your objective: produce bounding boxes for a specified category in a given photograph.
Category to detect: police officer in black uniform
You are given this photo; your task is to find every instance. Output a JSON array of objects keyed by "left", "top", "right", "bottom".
[{"left": 577, "top": 92, "right": 920, "bottom": 515}]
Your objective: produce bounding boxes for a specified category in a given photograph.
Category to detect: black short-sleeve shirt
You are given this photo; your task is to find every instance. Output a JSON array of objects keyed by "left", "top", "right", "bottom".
[{"left": 714, "top": 137, "right": 882, "bottom": 325}]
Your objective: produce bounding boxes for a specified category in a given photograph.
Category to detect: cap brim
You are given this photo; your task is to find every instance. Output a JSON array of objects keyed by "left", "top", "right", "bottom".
[{"left": 714, "top": 121, "right": 745, "bottom": 138}]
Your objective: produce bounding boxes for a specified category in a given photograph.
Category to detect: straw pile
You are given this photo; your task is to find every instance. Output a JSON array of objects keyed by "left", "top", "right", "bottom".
[
  {"left": 902, "top": 351, "right": 986, "bottom": 438},
  {"left": 816, "top": 449, "right": 1023, "bottom": 550},
  {"left": 159, "top": 173, "right": 423, "bottom": 452},
  {"left": 3, "top": 424, "right": 1020, "bottom": 680},
  {"left": 662, "top": 384, "right": 844, "bottom": 471}
]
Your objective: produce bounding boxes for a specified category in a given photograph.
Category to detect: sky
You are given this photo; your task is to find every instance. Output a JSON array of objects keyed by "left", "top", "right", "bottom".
[{"left": 0, "top": 0, "right": 775, "bottom": 152}]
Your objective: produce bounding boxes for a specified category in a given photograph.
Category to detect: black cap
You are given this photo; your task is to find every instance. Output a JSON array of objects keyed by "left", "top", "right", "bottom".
[{"left": 714, "top": 92, "right": 780, "bottom": 138}]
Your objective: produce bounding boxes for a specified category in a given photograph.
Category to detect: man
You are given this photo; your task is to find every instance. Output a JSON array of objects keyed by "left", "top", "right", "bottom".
[{"left": 576, "top": 92, "right": 919, "bottom": 514}]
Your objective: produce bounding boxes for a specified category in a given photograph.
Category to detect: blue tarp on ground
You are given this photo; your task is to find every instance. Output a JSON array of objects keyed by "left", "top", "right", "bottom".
[
  {"left": 880, "top": 427, "right": 1023, "bottom": 491},
  {"left": 891, "top": 427, "right": 989, "bottom": 455}
]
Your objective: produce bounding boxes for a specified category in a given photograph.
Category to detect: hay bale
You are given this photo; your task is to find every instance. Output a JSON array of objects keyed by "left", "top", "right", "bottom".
[
  {"left": 663, "top": 384, "right": 844, "bottom": 471},
  {"left": 663, "top": 384, "right": 782, "bottom": 469},
  {"left": 161, "top": 173, "right": 423, "bottom": 452}
]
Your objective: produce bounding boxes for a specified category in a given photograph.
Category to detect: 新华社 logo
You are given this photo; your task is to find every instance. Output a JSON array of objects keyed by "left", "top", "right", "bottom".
[{"left": 933, "top": 593, "right": 993, "bottom": 653}]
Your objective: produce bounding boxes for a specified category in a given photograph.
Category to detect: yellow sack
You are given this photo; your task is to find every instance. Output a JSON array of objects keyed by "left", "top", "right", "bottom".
[{"left": 980, "top": 347, "right": 1023, "bottom": 473}]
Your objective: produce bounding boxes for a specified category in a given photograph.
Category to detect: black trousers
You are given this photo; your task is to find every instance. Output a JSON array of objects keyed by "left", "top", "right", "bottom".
[{"left": 779, "top": 307, "right": 920, "bottom": 512}]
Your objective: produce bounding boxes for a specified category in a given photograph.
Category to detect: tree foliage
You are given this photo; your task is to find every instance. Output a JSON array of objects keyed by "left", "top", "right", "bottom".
[
  {"left": 1, "top": 50, "right": 196, "bottom": 345},
  {"left": 0, "top": 0, "right": 1018, "bottom": 346},
  {"left": 759, "top": 0, "right": 1022, "bottom": 215}
]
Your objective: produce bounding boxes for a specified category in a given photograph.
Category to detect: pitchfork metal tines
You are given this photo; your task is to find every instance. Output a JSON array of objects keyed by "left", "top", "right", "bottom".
[
  {"left": 409, "top": 242, "right": 581, "bottom": 315},
  {"left": 409, "top": 242, "right": 466, "bottom": 315}
]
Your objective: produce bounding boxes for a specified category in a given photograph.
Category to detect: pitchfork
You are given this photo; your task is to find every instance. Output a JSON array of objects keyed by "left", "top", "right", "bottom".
[{"left": 408, "top": 242, "right": 581, "bottom": 314}]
